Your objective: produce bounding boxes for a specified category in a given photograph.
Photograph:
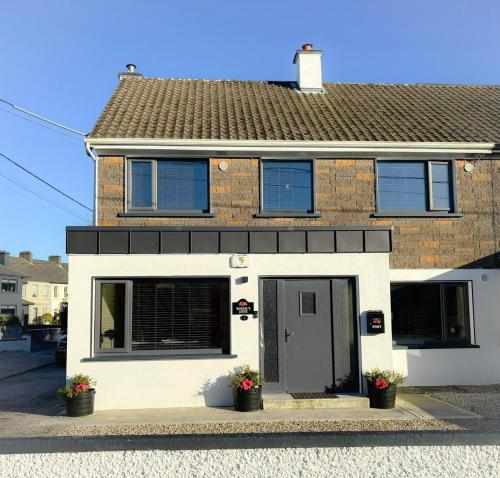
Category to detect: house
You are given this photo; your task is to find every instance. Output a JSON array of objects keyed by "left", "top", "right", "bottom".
[
  {"left": 67, "top": 45, "right": 500, "bottom": 410},
  {"left": 0, "top": 252, "right": 25, "bottom": 321},
  {"left": 5, "top": 251, "right": 68, "bottom": 324}
]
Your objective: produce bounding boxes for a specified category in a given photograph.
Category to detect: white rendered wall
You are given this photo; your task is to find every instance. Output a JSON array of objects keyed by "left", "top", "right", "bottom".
[
  {"left": 67, "top": 253, "right": 392, "bottom": 410},
  {"left": 391, "top": 269, "right": 500, "bottom": 386}
]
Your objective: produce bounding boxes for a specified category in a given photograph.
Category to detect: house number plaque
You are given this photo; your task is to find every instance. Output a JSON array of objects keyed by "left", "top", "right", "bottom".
[{"left": 232, "top": 298, "right": 254, "bottom": 315}]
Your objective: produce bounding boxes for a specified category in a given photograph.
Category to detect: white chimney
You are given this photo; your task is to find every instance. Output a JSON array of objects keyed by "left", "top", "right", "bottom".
[{"left": 293, "top": 43, "right": 324, "bottom": 93}]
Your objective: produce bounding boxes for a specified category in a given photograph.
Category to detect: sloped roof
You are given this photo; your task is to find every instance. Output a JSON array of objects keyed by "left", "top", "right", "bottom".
[
  {"left": 0, "top": 264, "right": 24, "bottom": 278},
  {"left": 88, "top": 77, "right": 500, "bottom": 143},
  {"left": 7, "top": 257, "right": 68, "bottom": 284}
]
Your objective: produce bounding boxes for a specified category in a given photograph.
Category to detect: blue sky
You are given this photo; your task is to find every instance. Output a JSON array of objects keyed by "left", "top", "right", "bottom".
[{"left": 1, "top": 0, "right": 499, "bottom": 260}]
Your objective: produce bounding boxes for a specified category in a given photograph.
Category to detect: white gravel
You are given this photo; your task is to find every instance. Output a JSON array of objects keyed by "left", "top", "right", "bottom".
[
  {"left": 1, "top": 446, "right": 499, "bottom": 477},
  {"left": 0, "top": 351, "right": 53, "bottom": 380},
  {"left": 429, "top": 386, "right": 500, "bottom": 419}
]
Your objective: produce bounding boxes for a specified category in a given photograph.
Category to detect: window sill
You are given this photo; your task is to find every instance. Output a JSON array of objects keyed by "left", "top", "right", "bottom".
[
  {"left": 393, "top": 344, "right": 479, "bottom": 350},
  {"left": 81, "top": 353, "right": 238, "bottom": 362},
  {"left": 118, "top": 212, "right": 215, "bottom": 218},
  {"left": 372, "top": 212, "right": 463, "bottom": 218},
  {"left": 254, "top": 213, "right": 322, "bottom": 218}
]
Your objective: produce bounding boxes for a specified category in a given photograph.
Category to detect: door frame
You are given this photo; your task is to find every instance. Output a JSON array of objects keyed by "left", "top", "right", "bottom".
[{"left": 259, "top": 276, "right": 361, "bottom": 394}]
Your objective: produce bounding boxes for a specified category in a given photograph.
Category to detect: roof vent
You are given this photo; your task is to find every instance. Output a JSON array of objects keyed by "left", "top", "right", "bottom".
[
  {"left": 119, "top": 64, "right": 143, "bottom": 80},
  {"left": 293, "top": 44, "right": 324, "bottom": 93}
]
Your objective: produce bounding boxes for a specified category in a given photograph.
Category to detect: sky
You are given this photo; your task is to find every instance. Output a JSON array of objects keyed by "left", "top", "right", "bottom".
[{"left": 0, "top": 0, "right": 499, "bottom": 261}]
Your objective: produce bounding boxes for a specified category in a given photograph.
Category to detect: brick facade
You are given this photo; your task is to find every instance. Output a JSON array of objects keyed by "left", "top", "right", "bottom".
[{"left": 96, "top": 156, "right": 499, "bottom": 269}]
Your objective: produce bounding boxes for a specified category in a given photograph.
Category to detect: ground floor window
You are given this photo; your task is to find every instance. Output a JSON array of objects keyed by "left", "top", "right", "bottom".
[
  {"left": 95, "top": 278, "right": 230, "bottom": 355},
  {"left": 0, "top": 306, "right": 16, "bottom": 317},
  {"left": 390, "top": 282, "right": 472, "bottom": 348}
]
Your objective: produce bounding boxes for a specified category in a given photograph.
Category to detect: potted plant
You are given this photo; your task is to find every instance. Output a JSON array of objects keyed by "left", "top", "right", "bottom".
[
  {"left": 363, "top": 368, "right": 406, "bottom": 409},
  {"left": 229, "top": 365, "right": 262, "bottom": 412},
  {"left": 58, "top": 374, "right": 96, "bottom": 417}
]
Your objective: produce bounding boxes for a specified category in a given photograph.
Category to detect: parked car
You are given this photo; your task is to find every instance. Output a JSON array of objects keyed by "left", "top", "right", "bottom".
[{"left": 55, "top": 335, "right": 67, "bottom": 366}]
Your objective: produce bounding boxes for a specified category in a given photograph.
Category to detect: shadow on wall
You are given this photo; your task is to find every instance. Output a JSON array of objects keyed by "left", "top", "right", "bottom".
[
  {"left": 199, "top": 374, "right": 233, "bottom": 408},
  {"left": 458, "top": 252, "right": 500, "bottom": 269}
]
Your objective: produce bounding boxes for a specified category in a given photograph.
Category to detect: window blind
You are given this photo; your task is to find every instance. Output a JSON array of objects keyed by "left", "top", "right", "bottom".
[
  {"left": 131, "top": 278, "right": 228, "bottom": 352},
  {"left": 262, "top": 161, "right": 313, "bottom": 212},
  {"left": 157, "top": 160, "right": 208, "bottom": 211},
  {"left": 378, "top": 162, "right": 427, "bottom": 211},
  {"left": 131, "top": 161, "right": 152, "bottom": 208}
]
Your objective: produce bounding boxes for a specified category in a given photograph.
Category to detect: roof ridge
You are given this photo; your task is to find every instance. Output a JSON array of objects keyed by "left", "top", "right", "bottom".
[{"left": 126, "top": 77, "right": 500, "bottom": 88}]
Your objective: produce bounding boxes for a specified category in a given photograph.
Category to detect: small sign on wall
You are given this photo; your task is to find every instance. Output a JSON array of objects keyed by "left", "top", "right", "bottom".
[
  {"left": 230, "top": 255, "right": 249, "bottom": 268},
  {"left": 367, "top": 310, "right": 385, "bottom": 334},
  {"left": 232, "top": 298, "right": 254, "bottom": 315}
]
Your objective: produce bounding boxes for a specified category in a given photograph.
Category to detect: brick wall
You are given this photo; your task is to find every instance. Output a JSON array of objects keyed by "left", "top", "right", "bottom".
[{"left": 97, "top": 156, "right": 499, "bottom": 269}]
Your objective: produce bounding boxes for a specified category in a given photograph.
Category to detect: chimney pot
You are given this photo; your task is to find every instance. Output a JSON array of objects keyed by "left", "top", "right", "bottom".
[
  {"left": 0, "top": 251, "right": 10, "bottom": 266},
  {"left": 49, "top": 255, "right": 62, "bottom": 266},
  {"left": 20, "top": 251, "right": 33, "bottom": 264},
  {"left": 302, "top": 43, "right": 313, "bottom": 51},
  {"left": 126, "top": 63, "right": 137, "bottom": 73}
]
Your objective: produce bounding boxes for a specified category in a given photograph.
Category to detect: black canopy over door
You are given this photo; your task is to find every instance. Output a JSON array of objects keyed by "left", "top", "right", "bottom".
[{"left": 261, "top": 278, "right": 358, "bottom": 394}]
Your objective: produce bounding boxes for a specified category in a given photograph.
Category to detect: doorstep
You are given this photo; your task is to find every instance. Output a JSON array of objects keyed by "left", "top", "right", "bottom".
[{"left": 262, "top": 393, "right": 369, "bottom": 410}]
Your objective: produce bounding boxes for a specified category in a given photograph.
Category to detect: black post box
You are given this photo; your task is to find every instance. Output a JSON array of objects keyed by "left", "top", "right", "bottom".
[{"left": 367, "top": 310, "right": 385, "bottom": 334}]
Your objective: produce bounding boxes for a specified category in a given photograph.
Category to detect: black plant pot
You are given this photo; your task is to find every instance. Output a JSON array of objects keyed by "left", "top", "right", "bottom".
[
  {"left": 368, "top": 385, "right": 396, "bottom": 409},
  {"left": 65, "top": 389, "right": 96, "bottom": 417},
  {"left": 233, "top": 386, "right": 262, "bottom": 412}
]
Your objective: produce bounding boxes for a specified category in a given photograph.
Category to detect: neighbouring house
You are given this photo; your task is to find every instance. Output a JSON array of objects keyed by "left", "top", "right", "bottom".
[
  {"left": 0, "top": 251, "right": 25, "bottom": 321},
  {"left": 5, "top": 251, "right": 68, "bottom": 324},
  {"left": 67, "top": 45, "right": 500, "bottom": 410}
]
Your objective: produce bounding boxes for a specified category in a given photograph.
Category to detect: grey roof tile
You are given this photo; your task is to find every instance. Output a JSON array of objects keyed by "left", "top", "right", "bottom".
[
  {"left": 7, "top": 257, "right": 68, "bottom": 284},
  {"left": 89, "top": 78, "right": 500, "bottom": 143}
]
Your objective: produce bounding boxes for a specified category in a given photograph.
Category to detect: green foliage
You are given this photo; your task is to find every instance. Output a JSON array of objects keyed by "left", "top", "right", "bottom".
[
  {"left": 229, "top": 365, "right": 262, "bottom": 389},
  {"left": 363, "top": 368, "right": 406, "bottom": 387},
  {"left": 57, "top": 374, "right": 96, "bottom": 398},
  {"left": 41, "top": 313, "right": 54, "bottom": 325},
  {"left": 0, "top": 315, "right": 20, "bottom": 326}
]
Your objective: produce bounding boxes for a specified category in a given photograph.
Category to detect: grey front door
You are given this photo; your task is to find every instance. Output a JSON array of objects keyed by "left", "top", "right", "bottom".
[{"left": 284, "top": 279, "right": 334, "bottom": 393}]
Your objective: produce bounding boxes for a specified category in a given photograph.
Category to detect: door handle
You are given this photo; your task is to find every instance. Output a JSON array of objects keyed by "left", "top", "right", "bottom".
[{"left": 285, "top": 329, "right": 295, "bottom": 342}]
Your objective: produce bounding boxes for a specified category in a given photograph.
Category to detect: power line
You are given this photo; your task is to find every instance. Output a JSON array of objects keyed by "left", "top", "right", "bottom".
[
  {"left": 0, "top": 106, "right": 81, "bottom": 143},
  {"left": 0, "top": 151, "right": 93, "bottom": 212},
  {"left": 0, "top": 98, "right": 85, "bottom": 136},
  {"left": 0, "top": 172, "right": 90, "bottom": 223}
]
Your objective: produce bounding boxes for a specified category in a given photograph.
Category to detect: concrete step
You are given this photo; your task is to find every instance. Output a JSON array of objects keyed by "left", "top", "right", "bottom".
[{"left": 262, "top": 393, "right": 369, "bottom": 410}]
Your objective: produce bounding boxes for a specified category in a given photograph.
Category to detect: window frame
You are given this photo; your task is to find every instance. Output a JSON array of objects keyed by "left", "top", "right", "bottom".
[
  {"left": 258, "top": 158, "right": 318, "bottom": 217},
  {"left": 126, "top": 157, "right": 211, "bottom": 216},
  {"left": 94, "top": 280, "right": 132, "bottom": 355},
  {"left": 1, "top": 279, "right": 17, "bottom": 293},
  {"left": 390, "top": 280, "right": 474, "bottom": 349},
  {"left": 93, "top": 277, "right": 231, "bottom": 357},
  {"left": 0, "top": 305, "right": 16, "bottom": 316},
  {"left": 375, "top": 159, "right": 458, "bottom": 217}
]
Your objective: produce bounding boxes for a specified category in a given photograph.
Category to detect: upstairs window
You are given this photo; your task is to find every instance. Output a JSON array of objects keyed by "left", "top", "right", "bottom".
[
  {"left": 377, "top": 161, "right": 454, "bottom": 213},
  {"left": 262, "top": 160, "right": 314, "bottom": 213},
  {"left": 1, "top": 279, "right": 16, "bottom": 293},
  {"left": 391, "top": 282, "right": 471, "bottom": 348},
  {"left": 129, "top": 159, "right": 209, "bottom": 213}
]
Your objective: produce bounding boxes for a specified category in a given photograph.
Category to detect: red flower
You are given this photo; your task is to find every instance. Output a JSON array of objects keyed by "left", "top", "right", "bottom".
[
  {"left": 240, "top": 379, "right": 254, "bottom": 391},
  {"left": 374, "top": 377, "right": 389, "bottom": 390},
  {"left": 73, "top": 383, "right": 89, "bottom": 395}
]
